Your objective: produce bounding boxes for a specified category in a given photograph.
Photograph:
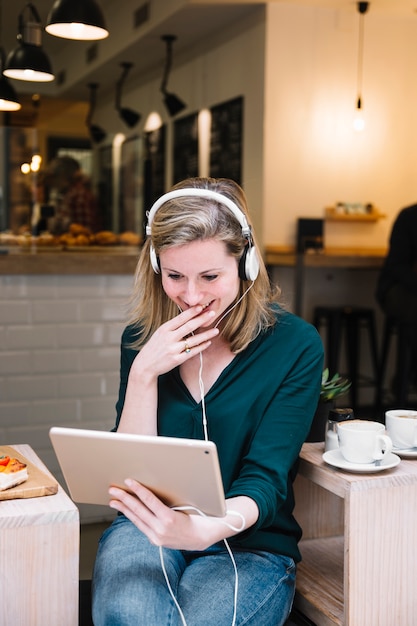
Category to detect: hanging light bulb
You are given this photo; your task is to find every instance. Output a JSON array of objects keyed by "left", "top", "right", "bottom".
[
  {"left": 352, "top": 2, "right": 369, "bottom": 132},
  {"left": 30, "top": 153, "right": 42, "bottom": 172},
  {"left": 353, "top": 97, "right": 365, "bottom": 132}
]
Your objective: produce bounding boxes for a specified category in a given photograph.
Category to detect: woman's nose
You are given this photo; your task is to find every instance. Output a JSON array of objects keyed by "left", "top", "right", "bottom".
[{"left": 183, "top": 281, "right": 202, "bottom": 305}]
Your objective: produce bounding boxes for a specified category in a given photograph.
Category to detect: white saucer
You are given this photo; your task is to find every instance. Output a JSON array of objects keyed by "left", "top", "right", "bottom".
[
  {"left": 322, "top": 449, "right": 401, "bottom": 473},
  {"left": 393, "top": 447, "right": 417, "bottom": 459}
]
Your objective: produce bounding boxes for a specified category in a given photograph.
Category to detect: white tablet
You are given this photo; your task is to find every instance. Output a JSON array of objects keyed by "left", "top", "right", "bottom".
[{"left": 49, "top": 427, "right": 226, "bottom": 517}]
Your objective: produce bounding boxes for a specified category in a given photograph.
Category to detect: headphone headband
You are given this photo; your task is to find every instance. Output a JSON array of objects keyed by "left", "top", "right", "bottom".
[
  {"left": 145, "top": 188, "right": 252, "bottom": 239},
  {"left": 145, "top": 187, "right": 259, "bottom": 281}
]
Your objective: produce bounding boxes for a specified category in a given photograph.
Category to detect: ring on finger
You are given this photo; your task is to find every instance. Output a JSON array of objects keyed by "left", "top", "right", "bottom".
[{"left": 184, "top": 342, "right": 191, "bottom": 354}]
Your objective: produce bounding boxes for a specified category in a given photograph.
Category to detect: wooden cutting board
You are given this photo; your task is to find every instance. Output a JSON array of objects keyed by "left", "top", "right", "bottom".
[{"left": 0, "top": 446, "right": 58, "bottom": 500}]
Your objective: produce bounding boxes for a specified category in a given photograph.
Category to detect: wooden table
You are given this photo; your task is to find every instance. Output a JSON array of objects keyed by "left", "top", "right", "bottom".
[
  {"left": 293, "top": 443, "right": 417, "bottom": 626},
  {"left": 264, "top": 245, "right": 387, "bottom": 269},
  {"left": 0, "top": 445, "right": 79, "bottom": 625}
]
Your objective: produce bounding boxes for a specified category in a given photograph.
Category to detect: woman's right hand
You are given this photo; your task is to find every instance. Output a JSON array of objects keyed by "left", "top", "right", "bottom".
[
  {"left": 130, "top": 305, "right": 219, "bottom": 381},
  {"left": 117, "top": 306, "right": 219, "bottom": 435}
]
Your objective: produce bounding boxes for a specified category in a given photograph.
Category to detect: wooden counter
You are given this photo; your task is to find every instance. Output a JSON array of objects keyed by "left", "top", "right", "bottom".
[
  {"left": 265, "top": 245, "right": 387, "bottom": 269},
  {"left": 0, "top": 246, "right": 140, "bottom": 275}
]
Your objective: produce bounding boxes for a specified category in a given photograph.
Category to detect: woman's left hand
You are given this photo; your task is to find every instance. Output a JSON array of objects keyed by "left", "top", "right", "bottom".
[{"left": 108, "top": 479, "right": 257, "bottom": 551}]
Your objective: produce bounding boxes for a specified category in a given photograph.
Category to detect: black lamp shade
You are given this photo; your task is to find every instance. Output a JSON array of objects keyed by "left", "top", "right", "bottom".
[
  {"left": 163, "top": 91, "right": 186, "bottom": 117},
  {"left": 89, "top": 124, "right": 106, "bottom": 144},
  {"left": 4, "top": 44, "right": 54, "bottom": 82},
  {"left": 46, "top": 0, "right": 109, "bottom": 41},
  {"left": 0, "top": 76, "right": 21, "bottom": 111},
  {"left": 119, "top": 107, "right": 141, "bottom": 128}
]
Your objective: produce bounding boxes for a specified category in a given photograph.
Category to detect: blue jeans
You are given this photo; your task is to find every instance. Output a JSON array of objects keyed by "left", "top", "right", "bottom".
[{"left": 92, "top": 515, "right": 296, "bottom": 626}]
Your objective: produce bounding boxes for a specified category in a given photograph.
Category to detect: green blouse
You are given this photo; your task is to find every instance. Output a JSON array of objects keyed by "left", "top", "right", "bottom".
[{"left": 114, "top": 306, "right": 324, "bottom": 562}]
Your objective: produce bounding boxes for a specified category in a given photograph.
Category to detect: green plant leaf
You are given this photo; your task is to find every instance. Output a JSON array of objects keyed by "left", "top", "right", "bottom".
[{"left": 320, "top": 369, "right": 351, "bottom": 401}]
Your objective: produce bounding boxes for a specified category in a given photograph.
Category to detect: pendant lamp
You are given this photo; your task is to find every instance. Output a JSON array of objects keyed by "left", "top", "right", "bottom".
[
  {"left": 0, "top": 0, "right": 21, "bottom": 111},
  {"left": 0, "top": 49, "right": 21, "bottom": 110},
  {"left": 115, "top": 62, "right": 141, "bottom": 128},
  {"left": 353, "top": 1, "right": 369, "bottom": 132},
  {"left": 4, "top": 3, "right": 54, "bottom": 82},
  {"left": 86, "top": 83, "right": 107, "bottom": 144},
  {"left": 160, "top": 35, "right": 186, "bottom": 117},
  {"left": 45, "top": 0, "right": 109, "bottom": 41}
]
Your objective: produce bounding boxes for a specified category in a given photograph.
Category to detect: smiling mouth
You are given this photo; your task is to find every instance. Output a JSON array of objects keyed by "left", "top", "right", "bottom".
[{"left": 181, "top": 300, "right": 214, "bottom": 311}]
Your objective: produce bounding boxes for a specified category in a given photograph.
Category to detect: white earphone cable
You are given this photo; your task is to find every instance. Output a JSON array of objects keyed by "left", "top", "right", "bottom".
[
  {"left": 159, "top": 506, "right": 245, "bottom": 626},
  {"left": 162, "top": 284, "right": 253, "bottom": 625},
  {"left": 159, "top": 545, "right": 188, "bottom": 626},
  {"left": 199, "top": 282, "right": 253, "bottom": 443},
  {"left": 199, "top": 351, "right": 209, "bottom": 441},
  {"left": 214, "top": 281, "right": 254, "bottom": 329}
]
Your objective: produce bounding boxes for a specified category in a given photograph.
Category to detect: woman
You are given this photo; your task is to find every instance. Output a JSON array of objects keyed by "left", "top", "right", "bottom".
[{"left": 92, "top": 177, "right": 323, "bottom": 626}]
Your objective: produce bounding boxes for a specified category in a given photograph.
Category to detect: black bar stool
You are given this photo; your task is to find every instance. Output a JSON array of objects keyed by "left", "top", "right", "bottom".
[
  {"left": 313, "top": 305, "right": 379, "bottom": 411},
  {"left": 377, "top": 316, "right": 414, "bottom": 407}
]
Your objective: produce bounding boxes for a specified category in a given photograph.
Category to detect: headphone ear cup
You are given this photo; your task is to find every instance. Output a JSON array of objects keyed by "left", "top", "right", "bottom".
[
  {"left": 239, "top": 245, "right": 259, "bottom": 281},
  {"left": 150, "top": 244, "right": 160, "bottom": 274}
]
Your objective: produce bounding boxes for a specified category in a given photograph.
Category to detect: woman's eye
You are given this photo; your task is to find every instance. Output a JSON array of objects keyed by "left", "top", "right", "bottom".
[
  {"left": 203, "top": 274, "right": 218, "bottom": 282},
  {"left": 167, "top": 273, "right": 182, "bottom": 280}
]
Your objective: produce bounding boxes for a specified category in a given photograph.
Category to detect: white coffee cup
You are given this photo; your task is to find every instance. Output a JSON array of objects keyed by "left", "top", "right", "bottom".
[
  {"left": 385, "top": 409, "right": 417, "bottom": 450},
  {"left": 337, "top": 419, "right": 393, "bottom": 464}
]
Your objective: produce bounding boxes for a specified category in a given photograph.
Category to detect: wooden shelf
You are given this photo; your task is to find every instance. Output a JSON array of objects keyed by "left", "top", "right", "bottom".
[
  {"left": 325, "top": 207, "right": 385, "bottom": 222},
  {"left": 296, "top": 536, "right": 344, "bottom": 626}
]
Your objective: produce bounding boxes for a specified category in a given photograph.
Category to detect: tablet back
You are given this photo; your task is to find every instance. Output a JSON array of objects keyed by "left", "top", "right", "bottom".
[{"left": 49, "top": 427, "right": 226, "bottom": 517}]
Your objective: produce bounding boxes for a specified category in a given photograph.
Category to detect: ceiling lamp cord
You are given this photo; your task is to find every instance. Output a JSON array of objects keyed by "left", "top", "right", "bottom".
[
  {"left": 353, "top": 1, "right": 369, "bottom": 131},
  {"left": 86, "top": 82, "right": 106, "bottom": 143},
  {"left": 160, "top": 35, "right": 186, "bottom": 118}
]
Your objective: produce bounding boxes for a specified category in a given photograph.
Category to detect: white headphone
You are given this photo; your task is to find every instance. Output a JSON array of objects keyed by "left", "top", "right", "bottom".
[{"left": 145, "top": 188, "right": 260, "bottom": 281}]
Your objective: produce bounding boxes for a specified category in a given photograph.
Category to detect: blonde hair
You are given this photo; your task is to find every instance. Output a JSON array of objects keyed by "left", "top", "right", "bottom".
[{"left": 127, "top": 177, "right": 280, "bottom": 353}]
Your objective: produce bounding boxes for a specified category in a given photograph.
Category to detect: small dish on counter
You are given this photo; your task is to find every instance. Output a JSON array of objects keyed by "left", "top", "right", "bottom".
[{"left": 322, "top": 448, "right": 401, "bottom": 473}]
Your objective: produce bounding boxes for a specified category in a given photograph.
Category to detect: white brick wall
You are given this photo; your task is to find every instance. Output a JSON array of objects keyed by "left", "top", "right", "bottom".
[{"left": 0, "top": 273, "right": 134, "bottom": 523}]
